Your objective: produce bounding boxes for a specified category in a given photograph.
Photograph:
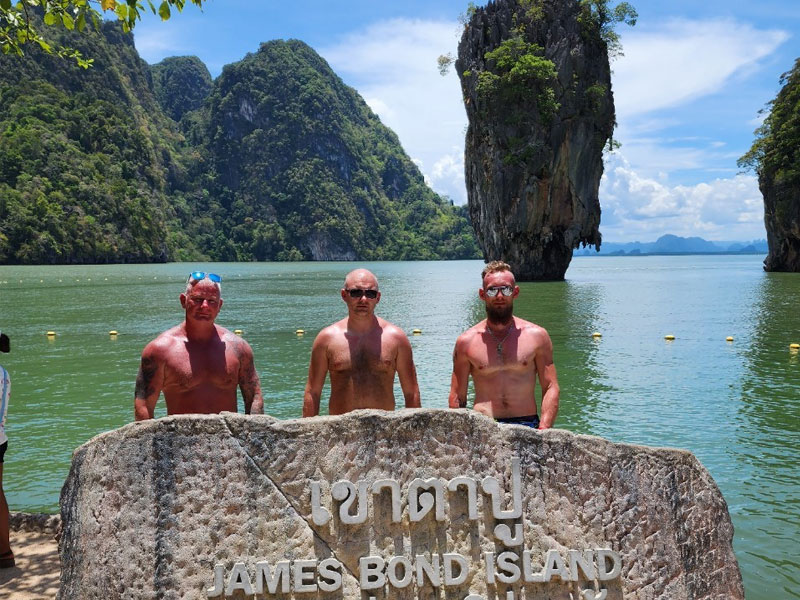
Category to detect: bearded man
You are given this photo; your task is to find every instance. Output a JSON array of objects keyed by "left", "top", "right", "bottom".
[{"left": 448, "top": 261, "right": 559, "bottom": 429}]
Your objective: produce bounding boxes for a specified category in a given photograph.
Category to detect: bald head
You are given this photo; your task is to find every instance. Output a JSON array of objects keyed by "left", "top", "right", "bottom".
[{"left": 344, "top": 269, "right": 379, "bottom": 291}]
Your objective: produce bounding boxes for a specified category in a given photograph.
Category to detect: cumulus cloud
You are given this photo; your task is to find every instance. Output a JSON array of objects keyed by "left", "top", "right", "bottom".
[
  {"left": 612, "top": 19, "right": 789, "bottom": 121},
  {"left": 599, "top": 152, "right": 765, "bottom": 242},
  {"left": 319, "top": 19, "right": 468, "bottom": 204}
]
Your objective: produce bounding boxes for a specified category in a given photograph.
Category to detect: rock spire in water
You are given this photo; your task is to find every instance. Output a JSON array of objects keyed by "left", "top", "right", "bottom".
[{"left": 457, "top": 0, "right": 617, "bottom": 280}]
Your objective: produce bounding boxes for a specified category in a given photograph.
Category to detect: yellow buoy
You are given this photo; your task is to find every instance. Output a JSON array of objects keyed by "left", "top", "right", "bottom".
[
  {"left": 296, "top": 329, "right": 305, "bottom": 336},
  {"left": 109, "top": 330, "right": 118, "bottom": 336},
  {"left": 726, "top": 336, "right": 734, "bottom": 342},
  {"left": 592, "top": 332, "right": 602, "bottom": 338},
  {"left": 790, "top": 343, "right": 800, "bottom": 350},
  {"left": 46, "top": 331, "right": 56, "bottom": 337},
  {"left": 234, "top": 329, "right": 243, "bottom": 336},
  {"left": 412, "top": 328, "right": 422, "bottom": 335},
  {"left": 664, "top": 334, "right": 675, "bottom": 341}
]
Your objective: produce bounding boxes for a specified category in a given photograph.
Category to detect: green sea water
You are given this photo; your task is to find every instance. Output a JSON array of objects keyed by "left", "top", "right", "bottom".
[{"left": 0, "top": 256, "right": 797, "bottom": 598}]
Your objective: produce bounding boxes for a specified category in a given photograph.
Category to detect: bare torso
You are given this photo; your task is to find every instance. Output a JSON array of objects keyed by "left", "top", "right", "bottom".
[
  {"left": 323, "top": 317, "right": 401, "bottom": 414},
  {"left": 144, "top": 325, "right": 244, "bottom": 415},
  {"left": 458, "top": 318, "right": 544, "bottom": 418}
]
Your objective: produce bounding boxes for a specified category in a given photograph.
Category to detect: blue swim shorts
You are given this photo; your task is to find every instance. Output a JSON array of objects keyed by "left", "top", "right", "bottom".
[{"left": 495, "top": 414, "right": 540, "bottom": 429}]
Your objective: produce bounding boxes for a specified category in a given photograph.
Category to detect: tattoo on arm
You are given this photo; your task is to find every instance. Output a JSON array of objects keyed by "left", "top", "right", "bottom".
[{"left": 135, "top": 356, "right": 158, "bottom": 399}]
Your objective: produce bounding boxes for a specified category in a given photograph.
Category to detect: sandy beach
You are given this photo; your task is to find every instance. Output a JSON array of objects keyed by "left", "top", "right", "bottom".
[{"left": 1, "top": 516, "right": 60, "bottom": 599}]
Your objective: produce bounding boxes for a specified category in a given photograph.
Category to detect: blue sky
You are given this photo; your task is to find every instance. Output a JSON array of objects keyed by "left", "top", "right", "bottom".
[{"left": 132, "top": 0, "right": 800, "bottom": 242}]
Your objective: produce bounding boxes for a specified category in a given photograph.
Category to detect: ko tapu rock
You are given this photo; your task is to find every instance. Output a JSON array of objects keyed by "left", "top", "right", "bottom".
[
  {"left": 457, "top": 0, "right": 616, "bottom": 280},
  {"left": 59, "top": 410, "right": 744, "bottom": 599}
]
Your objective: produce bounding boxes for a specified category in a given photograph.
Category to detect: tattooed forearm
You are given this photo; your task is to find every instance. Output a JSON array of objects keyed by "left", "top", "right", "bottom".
[{"left": 135, "top": 356, "right": 158, "bottom": 398}]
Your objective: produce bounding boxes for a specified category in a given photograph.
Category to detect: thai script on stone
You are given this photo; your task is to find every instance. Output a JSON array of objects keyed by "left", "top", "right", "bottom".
[{"left": 206, "top": 457, "right": 622, "bottom": 599}]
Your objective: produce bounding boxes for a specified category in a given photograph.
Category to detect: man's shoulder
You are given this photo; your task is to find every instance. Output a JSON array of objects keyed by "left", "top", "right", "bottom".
[
  {"left": 457, "top": 321, "right": 485, "bottom": 344},
  {"left": 376, "top": 317, "right": 409, "bottom": 340},
  {"left": 313, "top": 320, "right": 347, "bottom": 344},
  {"left": 144, "top": 326, "right": 184, "bottom": 353},
  {"left": 515, "top": 318, "right": 550, "bottom": 342}
]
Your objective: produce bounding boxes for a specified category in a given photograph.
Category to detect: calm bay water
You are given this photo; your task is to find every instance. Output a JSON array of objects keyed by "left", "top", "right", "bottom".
[{"left": 0, "top": 256, "right": 797, "bottom": 598}]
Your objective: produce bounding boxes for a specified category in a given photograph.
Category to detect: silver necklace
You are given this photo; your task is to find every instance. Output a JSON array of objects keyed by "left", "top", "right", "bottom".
[{"left": 486, "top": 323, "right": 513, "bottom": 358}]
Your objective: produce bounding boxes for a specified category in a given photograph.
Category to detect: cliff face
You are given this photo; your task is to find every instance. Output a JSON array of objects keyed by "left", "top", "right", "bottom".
[
  {"left": 457, "top": 0, "right": 615, "bottom": 280},
  {"left": 749, "top": 59, "right": 800, "bottom": 272}
]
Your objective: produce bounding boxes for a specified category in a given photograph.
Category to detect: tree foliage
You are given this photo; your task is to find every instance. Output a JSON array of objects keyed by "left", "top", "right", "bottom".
[
  {"left": 738, "top": 58, "right": 800, "bottom": 187},
  {"left": 0, "top": 0, "right": 205, "bottom": 67}
]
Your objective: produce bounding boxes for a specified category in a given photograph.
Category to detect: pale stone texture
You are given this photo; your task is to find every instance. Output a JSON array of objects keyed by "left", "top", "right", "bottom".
[{"left": 59, "top": 410, "right": 743, "bottom": 599}]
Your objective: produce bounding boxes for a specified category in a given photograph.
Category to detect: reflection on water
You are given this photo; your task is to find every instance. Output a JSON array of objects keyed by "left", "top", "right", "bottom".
[
  {"left": 736, "top": 272, "right": 800, "bottom": 599},
  {"left": 0, "top": 256, "right": 798, "bottom": 599}
]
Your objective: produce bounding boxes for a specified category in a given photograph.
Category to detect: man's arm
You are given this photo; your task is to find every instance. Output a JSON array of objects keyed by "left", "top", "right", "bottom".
[
  {"left": 448, "top": 336, "right": 471, "bottom": 408},
  {"left": 302, "top": 332, "right": 329, "bottom": 417},
  {"left": 534, "top": 329, "right": 560, "bottom": 429},
  {"left": 237, "top": 339, "right": 263, "bottom": 415},
  {"left": 395, "top": 333, "right": 421, "bottom": 408},
  {"left": 134, "top": 344, "right": 165, "bottom": 421}
]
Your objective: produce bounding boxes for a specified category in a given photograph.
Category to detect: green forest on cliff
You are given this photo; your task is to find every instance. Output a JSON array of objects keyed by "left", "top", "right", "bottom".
[{"left": 0, "top": 19, "right": 479, "bottom": 264}]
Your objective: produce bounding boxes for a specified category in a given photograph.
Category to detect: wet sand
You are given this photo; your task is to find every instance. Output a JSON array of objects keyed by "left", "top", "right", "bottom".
[{"left": 0, "top": 526, "right": 60, "bottom": 599}]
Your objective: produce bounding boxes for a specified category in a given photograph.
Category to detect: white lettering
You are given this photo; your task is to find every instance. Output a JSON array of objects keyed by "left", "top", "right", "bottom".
[
  {"left": 447, "top": 476, "right": 480, "bottom": 520},
  {"left": 522, "top": 550, "right": 545, "bottom": 582},
  {"left": 415, "top": 553, "right": 441, "bottom": 586},
  {"left": 255, "top": 560, "right": 290, "bottom": 594},
  {"left": 494, "top": 523, "right": 524, "bottom": 546},
  {"left": 481, "top": 458, "right": 522, "bottom": 519},
  {"left": 569, "top": 549, "right": 596, "bottom": 581},
  {"left": 496, "top": 551, "right": 521, "bottom": 584},
  {"left": 310, "top": 481, "right": 331, "bottom": 525},
  {"left": 225, "top": 562, "right": 253, "bottom": 595},
  {"left": 543, "top": 549, "right": 570, "bottom": 582},
  {"left": 484, "top": 552, "right": 496, "bottom": 584},
  {"left": 387, "top": 556, "right": 413, "bottom": 588},
  {"left": 206, "top": 563, "right": 224, "bottom": 597},
  {"left": 318, "top": 558, "right": 342, "bottom": 592},
  {"left": 332, "top": 480, "right": 369, "bottom": 524},
  {"left": 443, "top": 553, "right": 469, "bottom": 585},
  {"left": 359, "top": 556, "right": 386, "bottom": 590},
  {"left": 293, "top": 559, "right": 318, "bottom": 593},
  {"left": 408, "top": 478, "right": 446, "bottom": 522},
  {"left": 596, "top": 549, "right": 622, "bottom": 581},
  {"left": 372, "top": 479, "right": 403, "bottom": 522}
]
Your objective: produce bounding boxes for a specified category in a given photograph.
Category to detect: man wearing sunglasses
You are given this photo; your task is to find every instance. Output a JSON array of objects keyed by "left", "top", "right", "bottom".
[
  {"left": 134, "top": 272, "right": 264, "bottom": 420},
  {"left": 303, "top": 268, "right": 421, "bottom": 416},
  {"left": 448, "top": 261, "right": 559, "bottom": 429}
]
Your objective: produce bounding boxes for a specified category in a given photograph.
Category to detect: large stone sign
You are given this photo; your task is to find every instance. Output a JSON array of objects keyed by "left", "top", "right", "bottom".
[{"left": 59, "top": 410, "right": 744, "bottom": 599}]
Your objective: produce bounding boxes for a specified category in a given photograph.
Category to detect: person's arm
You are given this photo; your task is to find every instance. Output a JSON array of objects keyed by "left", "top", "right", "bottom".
[
  {"left": 237, "top": 340, "right": 263, "bottom": 415},
  {"left": 395, "top": 333, "right": 420, "bottom": 408},
  {"left": 134, "top": 343, "right": 165, "bottom": 421},
  {"left": 534, "top": 329, "right": 560, "bottom": 429},
  {"left": 448, "top": 336, "right": 471, "bottom": 408},
  {"left": 302, "top": 332, "right": 329, "bottom": 417}
]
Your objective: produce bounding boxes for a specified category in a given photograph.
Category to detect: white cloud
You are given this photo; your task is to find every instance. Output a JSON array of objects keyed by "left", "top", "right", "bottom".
[
  {"left": 319, "top": 18, "right": 468, "bottom": 204},
  {"left": 599, "top": 152, "right": 765, "bottom": 242},
  {"left": 612, "top": 19, "right": 789, "bottom": 120}
]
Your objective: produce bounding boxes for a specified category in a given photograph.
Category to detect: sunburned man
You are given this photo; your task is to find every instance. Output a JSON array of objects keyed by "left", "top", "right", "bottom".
[
  {"left": 303, "top": 269, "right": 421, "bottom": 416},
  {"left": 448, "top": 261, "right": 559, "bottom": 429},
  {"left": 134, "top": 272, "right": 263, "bottom": 420}
]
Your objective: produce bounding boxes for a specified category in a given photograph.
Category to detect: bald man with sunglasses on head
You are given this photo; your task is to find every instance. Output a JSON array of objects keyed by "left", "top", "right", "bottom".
[
  {"left": 449, "top": 261, "right": 559, "bottom": 429},
  {"left": 134, "top": 271, "right": 264, "bottom": 420},
  {"left": 303, "top": 268, "right": 421, "bottom": 417}
]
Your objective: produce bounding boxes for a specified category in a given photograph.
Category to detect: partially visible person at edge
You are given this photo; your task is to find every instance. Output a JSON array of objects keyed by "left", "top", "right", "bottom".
[
  {"left": 0, "top": 330, "right": 14, "bottom": 569},
  {"left": 303, "top": 269, "right": 421, "bottom": 416},
  {"left": 448, "top": 261, "right": 560, "bottom": 429},
  {"left": 134, "top": 272, "right": 264, "bottom": 420}
]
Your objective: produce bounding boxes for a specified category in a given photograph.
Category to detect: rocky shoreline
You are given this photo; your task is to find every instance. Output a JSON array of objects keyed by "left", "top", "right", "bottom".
[{"left": 9, "top": 511, "right": 61, "bottom": 535}]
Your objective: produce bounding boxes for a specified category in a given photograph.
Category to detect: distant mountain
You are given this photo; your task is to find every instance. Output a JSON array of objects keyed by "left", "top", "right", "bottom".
[
  {"left": 0, "top": 25, "right": 479, "bottom": 264},
  {"left": 574, "top": 235, "right": 768, "bottom": 256}
]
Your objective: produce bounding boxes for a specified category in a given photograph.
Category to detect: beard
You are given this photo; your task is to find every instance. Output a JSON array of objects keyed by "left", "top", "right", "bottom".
[{"left": 486, "top": 303, "right": 513, "bottom": 324}]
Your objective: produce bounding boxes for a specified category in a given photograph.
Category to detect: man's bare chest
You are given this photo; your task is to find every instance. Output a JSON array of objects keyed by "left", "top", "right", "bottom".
[
  {"left": 162, "top": 343, "right": 239, "bottom": 388},
  {"left": 327, "top": 337, "right": 396, "bottom": 374}
]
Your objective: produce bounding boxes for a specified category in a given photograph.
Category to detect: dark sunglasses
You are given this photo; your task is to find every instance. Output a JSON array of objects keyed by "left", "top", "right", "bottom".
[
  {"left": 188, "top": 271, "right": 221, "bottom": 283},
  {"left": 485, "top": 285, "right": 513, "bottom": 297},
  {"left": 346, "top": 288, "right": 378, "bottom": 299}
]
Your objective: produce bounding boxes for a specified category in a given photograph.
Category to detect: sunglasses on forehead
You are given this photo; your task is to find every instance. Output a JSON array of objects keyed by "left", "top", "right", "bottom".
[
  {"left": 345, "top": 288, "right": 378, "bottom": 299},
  {"left": 188, "top": 271, "right": 221, "bottom": 283},
  {"left": 485, "top": 285, "right": 513, "bottom": 297}
]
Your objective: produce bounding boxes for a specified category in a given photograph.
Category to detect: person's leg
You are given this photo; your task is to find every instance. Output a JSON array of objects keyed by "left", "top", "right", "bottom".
[{"left": 0, "top": 450, "right": 14, "bottom": 567}]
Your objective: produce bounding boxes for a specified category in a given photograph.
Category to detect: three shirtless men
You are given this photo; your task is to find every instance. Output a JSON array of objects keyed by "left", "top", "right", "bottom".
[{"left": 134, "top": 262, "right": 559, "bottom": 429}]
